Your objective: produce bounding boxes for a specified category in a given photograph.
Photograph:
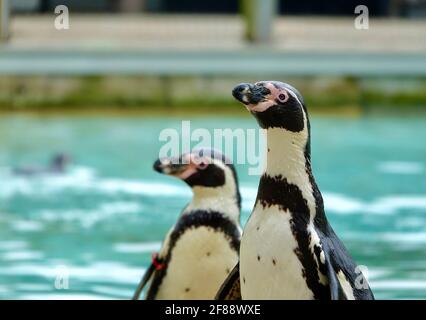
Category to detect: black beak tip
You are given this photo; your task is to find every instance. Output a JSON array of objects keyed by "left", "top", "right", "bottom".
[
  {"left": 232, "top": 83, "right": 251, "bottom": 103},
  {"left": 153, "top": 159, "right": 163, "bottom": 173}
]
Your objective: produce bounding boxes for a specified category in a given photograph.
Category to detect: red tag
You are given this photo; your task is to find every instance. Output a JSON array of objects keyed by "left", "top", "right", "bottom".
[{"left": 152, "top": 252, "right": 165, "bottom": 271}]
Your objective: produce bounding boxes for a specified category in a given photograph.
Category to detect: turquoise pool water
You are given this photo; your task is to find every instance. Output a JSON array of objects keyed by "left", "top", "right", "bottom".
[{"left": 0, "top": 113, "right": 425, "bottom": 300}]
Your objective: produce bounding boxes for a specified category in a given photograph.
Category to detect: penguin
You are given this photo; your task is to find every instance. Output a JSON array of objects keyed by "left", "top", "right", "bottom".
[
  {"left": 13, "top": 153, "right": 71, "bottom": 176},
  {"left": 133, "top": 148, "right": 241, "bottom": 300},
  {"left": 216, "top": 81, "right": 374, "bottom": 300}
]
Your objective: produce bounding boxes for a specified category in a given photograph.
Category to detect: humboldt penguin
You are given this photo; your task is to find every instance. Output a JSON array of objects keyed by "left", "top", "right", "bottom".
[
  {"left": 133, "top": 149, "right": 241, "bottom": 300},
  {"left": 13, "top": 153, "right": 71, "bottom": 176},
  {"left": 216, "top": 81, "right": 374, "bottom": 300}
]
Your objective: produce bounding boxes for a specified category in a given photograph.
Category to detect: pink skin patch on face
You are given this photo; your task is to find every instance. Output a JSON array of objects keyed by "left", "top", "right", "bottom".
[
  {"left": 247, "top": 82, "right": 289, "bottom": 112},
  {"left": 178, "top": 165, "right": 198, "bottom": 180},
  {"left": 177, "top": 154, "right": 209, "bottom": 180}
]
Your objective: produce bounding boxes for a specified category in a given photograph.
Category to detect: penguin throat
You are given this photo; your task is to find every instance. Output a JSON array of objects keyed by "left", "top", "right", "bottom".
[
  {"left": 192, "top": 185, "right": 230, "bottom": 199},
  {"left": 186, "top": 185, "right": 240, "bottom": 222},
  {"left": 265, "top": 127, "right": 310, "bottom": 177},
  {"left": 263, "top": 127, "right": 317, "bottom": 218}
]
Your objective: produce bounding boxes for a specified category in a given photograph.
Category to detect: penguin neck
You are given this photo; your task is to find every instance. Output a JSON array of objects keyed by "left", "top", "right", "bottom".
[
  {"left": 185, "top": 184, "right": 240, "bottom": 224},
  {"left": 264, "top": 127, "right": 310, "bottom": 176},
  {"left": 262, "top": 127, "right": 318, "bottom": 219}
]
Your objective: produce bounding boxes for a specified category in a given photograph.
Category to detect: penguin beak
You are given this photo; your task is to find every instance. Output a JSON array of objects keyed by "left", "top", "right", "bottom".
[
  {"left": 232, "top": 83, "right": 271, "bottom": 106},
  {"left": 153, "top": 158, "right": 197, "bottom": 180},
  {"left": 153, "top": 159, "right": 167, "bottom": 173},
  {"left": 154, "top": 158, "right": 185, "bottom": 174}
]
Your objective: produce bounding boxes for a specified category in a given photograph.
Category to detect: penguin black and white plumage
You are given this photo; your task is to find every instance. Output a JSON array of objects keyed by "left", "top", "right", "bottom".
[
  {"left": 133, "top": 149, "right": 241, "bottom": 300},
  {"left": 216, "top": 81, "right": 374, "bottom": 300}
]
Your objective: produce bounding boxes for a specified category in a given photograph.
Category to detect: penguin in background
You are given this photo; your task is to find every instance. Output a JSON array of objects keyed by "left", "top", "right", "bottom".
[
  {"left": 217, "top": 81, "right": 374, "bottom": 300},
  {"left": 133, "top": 149, "right": 241, "bottom": 300},
  {"left": 13, "top": 153, "right": 71, "bottom": 176}
]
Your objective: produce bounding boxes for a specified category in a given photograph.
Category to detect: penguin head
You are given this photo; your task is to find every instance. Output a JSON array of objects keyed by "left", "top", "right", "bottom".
[
  {"left": 50, "top": 153, "right": 71, "bottom": 170},
  {"left": 232, "top": 81, "right": 311, "bottom": 158},
  {"left": 153, "top": 149, "right": 241, "bottom": 207},
  {"left": 232, "top": 81, "right": 308, "bottom": 133}
]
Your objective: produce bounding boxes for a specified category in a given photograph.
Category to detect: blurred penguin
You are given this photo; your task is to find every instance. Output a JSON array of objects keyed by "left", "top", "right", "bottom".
[
  {"left": 13, "top": 153, "right": 71, "bottom": 176},
  {"left": 133, "top": 149, "right": 241, "bottom": 300}
]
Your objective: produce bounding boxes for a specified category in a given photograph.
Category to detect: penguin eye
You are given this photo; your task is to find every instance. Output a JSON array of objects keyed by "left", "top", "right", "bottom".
[{"left": 277, "top": 92, "right": 289, "bottom": 103}]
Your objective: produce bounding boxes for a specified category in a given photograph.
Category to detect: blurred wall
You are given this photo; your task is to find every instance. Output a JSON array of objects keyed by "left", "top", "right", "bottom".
[{"left": 9, "top": 0, "right": 426, "bottom": 17}]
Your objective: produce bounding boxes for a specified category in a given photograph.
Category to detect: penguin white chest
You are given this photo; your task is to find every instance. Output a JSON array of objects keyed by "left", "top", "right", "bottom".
[
  {"left": 240, "top": 205, "right": 314, "bottom": 299},
  {"left": 154, "top": 226, "right": 238, "bottom": 300}
]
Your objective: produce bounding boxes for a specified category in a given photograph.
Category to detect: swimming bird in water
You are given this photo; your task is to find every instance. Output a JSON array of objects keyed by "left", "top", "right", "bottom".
[
  {"left": 216, "top": 81, "right": 374, "bottom": 300},
  {"left": 133, "top": 149, "right": 241, "bottom": 300},
  {"left": 13, "top": 153, "right": 71, "bottom": 176}
]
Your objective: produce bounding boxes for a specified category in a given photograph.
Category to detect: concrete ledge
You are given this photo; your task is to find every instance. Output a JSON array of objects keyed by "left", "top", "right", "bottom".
[{"left": 0, "top": 50, "right": 425, "bottom": 77}]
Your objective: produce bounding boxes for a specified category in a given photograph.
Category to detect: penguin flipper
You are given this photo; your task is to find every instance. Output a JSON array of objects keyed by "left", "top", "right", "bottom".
[
  {"left": 215, "top": 263, "right": 242, "bottom": 300},
  {"left": 132, "top": 263, "right": 156, "bottom": 300},
  {"left": 324, "top": 254, "right": 348, "bottom": 300}
]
